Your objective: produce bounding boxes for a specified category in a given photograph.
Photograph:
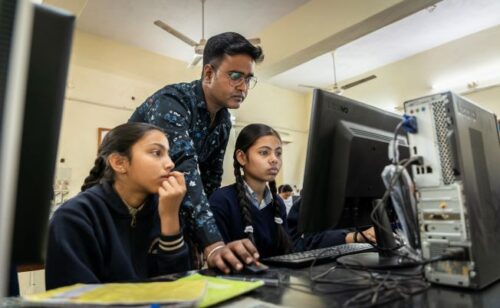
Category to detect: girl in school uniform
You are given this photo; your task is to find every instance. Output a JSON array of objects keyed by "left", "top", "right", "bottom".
[
  {"left": 209, "top": 123, "right": 377, "bottom": 259},
  {"left": 209, "top": 124, "right": 292, "bottom": 258},
  {"left": 45, "top": 123, "right": 190, "bottom": 289}
]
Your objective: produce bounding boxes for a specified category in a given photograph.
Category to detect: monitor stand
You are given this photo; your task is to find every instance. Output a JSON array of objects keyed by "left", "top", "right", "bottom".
[
  {"left": 336, "top": 251, "right": 418, "bottom": 269},
  {"left": 336, "top": 200, "right": 420, "bottom": 269}
]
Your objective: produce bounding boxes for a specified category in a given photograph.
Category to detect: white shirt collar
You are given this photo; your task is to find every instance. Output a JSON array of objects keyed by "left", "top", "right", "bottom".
[{"left": 243, "top": 181, "right": 273, "bottom": 210}]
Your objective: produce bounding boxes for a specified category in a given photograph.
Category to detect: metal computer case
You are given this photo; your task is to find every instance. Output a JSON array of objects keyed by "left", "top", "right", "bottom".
[{"left": 405, "top": 92, "right": 500, "bottom": 289}]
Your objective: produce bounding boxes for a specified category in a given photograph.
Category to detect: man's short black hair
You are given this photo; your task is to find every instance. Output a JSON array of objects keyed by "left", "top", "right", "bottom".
[{"left": 203, "top": 32, "right": 264, "bottom": 67}]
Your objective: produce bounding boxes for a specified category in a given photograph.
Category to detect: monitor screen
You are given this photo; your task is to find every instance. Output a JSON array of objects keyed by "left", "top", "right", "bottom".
[
  {"left": 0, "top": 1, "right": 74, "bottom": 295},
  {"left": 298, "top": 90, "right": 409, "bottom": 234}
]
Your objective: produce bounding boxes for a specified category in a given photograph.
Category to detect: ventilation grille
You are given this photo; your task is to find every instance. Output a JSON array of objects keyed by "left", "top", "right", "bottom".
[
  {"left": 429, "top": 242, "right": 449, "bottom": 258},
  {"left": 431, "top": 98, "right": 456, "bottom": 184}
]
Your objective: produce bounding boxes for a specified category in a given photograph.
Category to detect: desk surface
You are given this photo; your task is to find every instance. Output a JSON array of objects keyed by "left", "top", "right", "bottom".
[
  {"left": 4, "top": 263, "right": 500, "bottom": 307},
  {"left": 220, "top": 263, "right": 500, "bottom": 308}
]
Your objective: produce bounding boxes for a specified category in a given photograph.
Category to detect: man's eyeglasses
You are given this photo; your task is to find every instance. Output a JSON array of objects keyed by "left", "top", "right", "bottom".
[{"left": 225, "top": 71, "right": 258, "bottom": 89}]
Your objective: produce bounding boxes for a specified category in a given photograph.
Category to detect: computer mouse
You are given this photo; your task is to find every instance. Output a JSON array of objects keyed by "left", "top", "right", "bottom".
[{"left": 241, "top": 262, "right": 269, "bottom": 274}]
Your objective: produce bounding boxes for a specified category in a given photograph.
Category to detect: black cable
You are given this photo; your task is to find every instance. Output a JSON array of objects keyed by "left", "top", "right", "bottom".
[
  {"left": 281, "top": 271, "right": 375, "bottom": 296},
  {"left": 417, "top": 247, "right": 465, "bottom": 265},
  {"left": 392, "top": 121, "right": 404, "bottom": 164},
  {"left": 370, "top": 156, "right": 422, "bottom": 235},
  {"left": 353, "top": 156, "right": 422, "bottom": 257},
  {"left": 355, "top": 225, "right": 405, "bottom": 253},
  {"left": 307, "top": 263, "right": 429, "bottom": 307},
  {"left": 332, "top": 253, "right": 428, "bottom": 306},
  {"left": 342, "top": 274, "right": 428, "bottom": 307},
  {"left": 308, "top": 246, "right": 341, "bottom": 280}
]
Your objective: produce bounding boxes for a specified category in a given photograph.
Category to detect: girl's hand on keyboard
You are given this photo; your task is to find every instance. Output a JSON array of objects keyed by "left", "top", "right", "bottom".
[{"left": 346, "top": 227, "right": 376, "bottom": 243}]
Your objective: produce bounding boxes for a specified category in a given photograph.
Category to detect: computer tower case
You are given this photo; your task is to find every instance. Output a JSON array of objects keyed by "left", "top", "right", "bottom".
[{"left": 404, "top": 91, "right": 500, "bottom": 289}]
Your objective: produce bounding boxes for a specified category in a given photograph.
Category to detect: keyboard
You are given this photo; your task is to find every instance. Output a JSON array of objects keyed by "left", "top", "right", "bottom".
[{"left": 261, "top": 243, "right": 375, "bottom": 268}]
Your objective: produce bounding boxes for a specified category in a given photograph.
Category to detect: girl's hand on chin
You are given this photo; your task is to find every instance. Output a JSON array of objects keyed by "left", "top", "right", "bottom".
[{"left": 158, "top": 171, "right": 186, "bottom": 217}]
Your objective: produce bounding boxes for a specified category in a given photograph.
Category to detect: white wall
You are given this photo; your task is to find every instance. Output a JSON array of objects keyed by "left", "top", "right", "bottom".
[
  {"left": 464, "top": 86, "right": 500, "bottom": 116},
  {"left": 222, "top": 82, "right": 311, "bottom": 188}
]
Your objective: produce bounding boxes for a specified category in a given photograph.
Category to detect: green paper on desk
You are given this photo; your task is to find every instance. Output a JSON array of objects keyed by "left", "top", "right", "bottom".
[
  {"left": 179, "top": 274, "right": 264, "bottom": 307},
  {"left": 24, "top": 280, "right": 206, "bottom": 306}
]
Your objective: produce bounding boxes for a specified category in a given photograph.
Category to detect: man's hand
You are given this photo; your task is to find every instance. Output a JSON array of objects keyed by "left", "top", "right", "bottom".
[{"left": 205, "top": 240, "right": 260, "bottom": 274}]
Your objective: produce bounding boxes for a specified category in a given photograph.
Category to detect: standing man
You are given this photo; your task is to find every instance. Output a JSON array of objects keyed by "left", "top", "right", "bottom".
[{"left": 129, "top": 32, "right": 263, "bottom": 273}]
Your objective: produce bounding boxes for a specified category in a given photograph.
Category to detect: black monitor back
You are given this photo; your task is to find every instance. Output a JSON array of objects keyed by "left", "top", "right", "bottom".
[
  {"left": 299, "top": 90, "right": 408, "bottom": 233},
  {"left": 11, "top": 5, "right": 74, "bottom": 264}
]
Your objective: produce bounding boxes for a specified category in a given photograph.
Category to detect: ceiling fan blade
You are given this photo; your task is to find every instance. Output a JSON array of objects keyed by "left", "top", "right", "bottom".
[
  {"left": 154, "top": 20, "right": 198, "bottom": 47},
  {"left": 188, "top": 55, "right": 203, "bottom": 68},
  {"left": 248, "top": 38, "right": 261, "bottom": 45},
  {"left": 340, "top": 75, "right": 377, "bottom": 90},
  {"left": 298, "top": 84, "right": 333, "bottom": 92},
  {"left": 298, "top": 84, "right": 319, "bottom": 89}
]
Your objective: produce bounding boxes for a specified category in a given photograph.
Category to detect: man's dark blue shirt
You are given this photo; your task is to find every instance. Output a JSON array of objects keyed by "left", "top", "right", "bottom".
[{"left": 129, "top": 79, "right": 230, "bottom": 248}]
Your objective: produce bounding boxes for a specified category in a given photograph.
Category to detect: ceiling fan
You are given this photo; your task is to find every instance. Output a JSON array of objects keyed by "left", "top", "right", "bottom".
[
  {"left": 299, "top": 51, "right": 376, "bottom": 94},
  {"left": 154, "top": 0, "right": 261, "bottom": 68}
]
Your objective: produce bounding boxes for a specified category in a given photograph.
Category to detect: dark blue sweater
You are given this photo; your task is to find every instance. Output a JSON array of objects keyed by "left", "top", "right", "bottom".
[
  {"left": 209, "top": 184, "right": 289, "bottom": 258},
  {"left": 287, "top": 197, "right": 349, "bottom": 251},
  {"left": 45, "top": 181, "right": 190, "bottom": 289}
]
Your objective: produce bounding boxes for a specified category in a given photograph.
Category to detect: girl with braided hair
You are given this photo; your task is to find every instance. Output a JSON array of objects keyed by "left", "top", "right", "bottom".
[
  {"left": 209, "top": 123, "right": 292, "bottom": 258},
  {"left": 45, "top": 123, "right": 190, "bottom": 289}
]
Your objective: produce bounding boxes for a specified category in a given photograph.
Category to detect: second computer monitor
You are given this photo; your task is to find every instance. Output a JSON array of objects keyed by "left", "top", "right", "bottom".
[{"left": 298, "top": 90, "right": 408, "bottom": 234}]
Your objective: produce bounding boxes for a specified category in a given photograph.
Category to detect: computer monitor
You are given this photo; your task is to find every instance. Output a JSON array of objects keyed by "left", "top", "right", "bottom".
[
  {"left": 0, "top": 1, "right": 74, "bottom": 296},
  {"left": 298, "top": 90, "right": 414, "bottom": 268}
]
